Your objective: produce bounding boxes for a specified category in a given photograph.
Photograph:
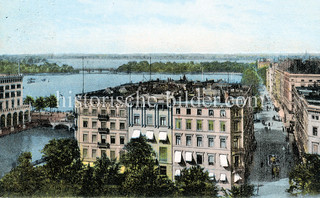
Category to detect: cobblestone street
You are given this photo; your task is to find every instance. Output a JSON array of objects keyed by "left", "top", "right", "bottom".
[{"left": 248, "top": 85, "right": 295, "bottom": 196}]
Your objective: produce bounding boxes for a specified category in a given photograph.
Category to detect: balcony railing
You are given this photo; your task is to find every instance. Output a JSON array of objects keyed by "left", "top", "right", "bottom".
[
  {"left": 232, "top": 147, "right": 245, "bottom": 153},
  {"left": 98, "top": 114, "right": 109, "bottom": 121},
  {"left": 98, "top": 142, "right": 110, "bottom": 148},
  {"left": 98, "top": 128, "right": 110, "bottom": 134}
]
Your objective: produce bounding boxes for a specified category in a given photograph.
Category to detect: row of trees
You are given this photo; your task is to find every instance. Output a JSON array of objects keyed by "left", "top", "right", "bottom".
[
  {"left": 0, "top": 59, "right": 75, "bottom": 74},
  {"left": 0, "top": 137, "right": 254, "bottom": 197},
  {"left": 24, "top": 95, "right": 58, "bottom": 113},
  {"left": 116, "top": 61, "right": 255, "bottom": 73}
]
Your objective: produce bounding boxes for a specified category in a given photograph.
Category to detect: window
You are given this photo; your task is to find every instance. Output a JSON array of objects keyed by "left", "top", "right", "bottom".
[
  {"left": 120, "top": 136, "right": 125, "bottom": 144},
  {"left": 0, "top": 102, "right": 2, "bottom": 110},
  {"left": 197, "top": 120, "right": 202, "bottom": 131},
  {"left": 160, "top": 116, "right": 167, "bottom": 126},
  {"left": 220, "top": 138, "right": 226, "bottom": 148},
  {"left": 110, "top": 122, "right": 116, "bottom": 129},
  {"left": 92, "top": 109, "right": 97, "bottom": 115},
  {"left": 197, "top": 109, "right": 202, "bottom": 115},
  {"left": 83, "top": 134, "right": 88, "bottom": 142},
  {"left": 233, "top": 121, "right": 240, "bottom": 131},
  {"left": 233, "top": 137, "right": 239, "bottom": 148},
  {"left": 11, "top": 100, "right": 14, "bottom": 108},
  {"left": 101, "top": 121, "right": 107, "bottom": 128},
  {"left": 147, "top": 114, "right": 153, "bottom": 125},
  {"left": 92, "top": 121, "right": 97, "bottom": 128},
  {"left": 313, "top": 127, "right": 318, "bottom": 136},
  {"left": 186, "top": 135, "right": 192, "bottom": 146},
  {"left": 92, "top": 135, "right": 97, "bottom": 142},
  {"left": 5, "top": 85, "right": 9, "bottom": 90},
  {"left": 120, "top": 110, "right": 125, "bottom": 117},
  {"left": 134, "top": 114, "right": 140, "bottom": 125},
  {"left": 101, "top": 109, "right": 107, "bottom": 115},
  {"left": 5, "top": 101, "right": 8, "bottom": 109},
  {"left": 159, "top": 147, "right": 167, "bottom": 162},
  {"left": 176, "top": 135, "right": 181, "bottom": 145},
  {"left": 160, "top": 166, "right": 167, "bottom": 175},
  {"left": 17, "top": 99, "right": 20, "bottom": 106},
  {"left": 5, "top": 92, "right": 9, "bottom": 98},
  {"left": 92, "top": 149, "right": 97, "bottom": 158},
  {"left": 83, "top": 109, "right": 88, "bottom": 115},
  {"left": 110, "top": 109, "right": 116, "bottom": 116},
  {"left": 176, "top": 119, "right": 181, "bottom": 129},
  {"left": 208, "top": 120, "right": 214, "bottom": 131},
  {"left": 101, "top": 150, "right": 106, "bottom": 157},
  {"left": 312, "top": 115, "right": 315, "bottom": 119},
  {"left": 186, "top": 119, "right": 192, "bottom": 130},
  {"left": 83, "top": 121, "right": 88, "bottom": 128},
  {"left": 197, "top": 136, "right": 202, "bottom": 147},
  {"left": 208, "top": 154, "right": 214, "bottom": 165},
  {"left": 209, "top": 109, "right": 214, "bottom": 116},
  {"left": 11, "top": 92, "right": 15, "bottom": 97},
  {"left": 208, "top": 137, "right": 214, "bottom": 147},
  {"left": 83, "top": 148, "right": 88, "bottom": 158},
  {"left": 313, "top": 143, "right": 319, "bottom": 154},
  {"left": 17, "top": 91, "right": 21, "bottom": 97},
  {"left": 176, "top": 108, "right": 180, "bottom": 114},
  {"left": 17, "top": 84, "right": 21, "bottom": 89},
  {"left": 0, "top": 93, "right": 3, "bottom": 99},
  {"left": 196, "top": 153, "right": 203, "bottom": 164},
  {"left": 220, "top": 110, "right": 226, "bottom": 117},
  {"left": 220, "top": 121, "right": 226, "bottom": 132},
  {"left": 11, "top": 84, "right": 15, "bottom": 89},
  {"left": 317, "top": 116, "right": 319, "bottom": 120},
  {"left": 234, "top": 155, "right": 240, "bottom": 167},
  {"left": 101, "top": 135, "right": 106, "bottom": 143},
  {"left": 120, "top": 122, "right": 125, "bottom": 130},
  {"left": 187, "top": 108, "right": 191, "bottom": 115},
  {"left": 111, "top": 136, "right": 115, "bottom": 144},
  {"left": 110, "top": 151, "right": 116, "bottom": 160}
]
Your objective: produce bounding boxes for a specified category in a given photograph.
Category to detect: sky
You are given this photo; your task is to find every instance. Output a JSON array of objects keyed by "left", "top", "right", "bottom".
[{"left": 0, "top": 0, "right": 320, "bottom": 54}]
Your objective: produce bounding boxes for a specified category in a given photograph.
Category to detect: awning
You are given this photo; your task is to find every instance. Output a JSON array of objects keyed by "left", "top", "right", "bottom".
[
  {"left": 175, "top": 170, "right": 181, "bottom": 176},
  {"left": 132, "top": 130, "right": 141, "bottom": 139},
  {"left": 209, "top": 172, "right": 215, "bottom": 180},
  {"left": 174, "top": 151, "right": 182, "bottom": 163},
  {"left": 146, "top": 131, "right": 154, "bottom": 140},
  {"left": 159, "top": 132, "right": 167, "bottom": 141},
  {"left": 220, "top": 154, "right": 228, "bottom": 167},
  {"left": 186, "top": 152, "right": 193, "bottom": 162},
  {"left": 220, "top": 173, "right": 226, "bottom": 181},
  {"left": 234, "top": 173, "right": 242, "bottom": 182}
]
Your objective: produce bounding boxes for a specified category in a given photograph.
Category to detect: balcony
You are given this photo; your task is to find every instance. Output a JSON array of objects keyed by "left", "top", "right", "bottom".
[
  {"left": 98, "top": 128, "right": 110, "bottom": 134},
  {"left": 98, "top": 114, "right": 109, "bottom": 121},
  {"left": 98, "top": 142, "right": 110, "bottom": 148},
  {"left": 232, "top": 147, "right": 245, "bottom": 153}
]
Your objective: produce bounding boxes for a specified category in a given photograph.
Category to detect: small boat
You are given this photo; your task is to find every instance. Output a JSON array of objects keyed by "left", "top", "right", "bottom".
[
  {"left": 41, "top": 78, "right": 46, "bottom": 82},
  {"left": 27, "top": 78, "right": 35, "bottom": 84}
]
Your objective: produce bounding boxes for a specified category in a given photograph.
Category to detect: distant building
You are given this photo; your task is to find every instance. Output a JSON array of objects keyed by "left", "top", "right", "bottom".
[
  {"left": 257, "top": 58, "right": 271, "bottom": 69},
  {"left": 293, "top": 86, "right": 320, "bottom": 155},
  {"left": 0, "top": 74, "right": 30, "bottom": 135},
  {"left": 75, "top": 78, "right": 255, "bottom": 190}
]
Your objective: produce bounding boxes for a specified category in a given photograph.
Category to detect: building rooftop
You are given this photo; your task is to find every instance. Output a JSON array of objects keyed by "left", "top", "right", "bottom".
[
  {"left": 76, "top": 76, "right": 251, "bottom": 101},
  {"left": 296, "top": 86, "right": 320, "bottom": 106}
]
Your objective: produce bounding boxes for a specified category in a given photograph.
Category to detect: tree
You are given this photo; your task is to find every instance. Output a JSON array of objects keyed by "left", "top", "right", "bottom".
[
  {"left": 241, "top": 67, "right": 261, "bottom": 96},
  {"left": 0, "top": 152, "right": 43, "bottom": 196},
  {"left": 24, "top": 95, "right": 35, "bottom": 109},
  {"left": 287, "top": 154, "right": 320, "bottom": 196},
  {"left": 41, "top": 138, "right": 83, "bottom": 194},
  {"left": 34, "top": 96, "right": 47, "bottom": 119},
  {"left": 93, "top": 153, "right": 122, "bottom": 195},
  {"left": 45, "top": 94, "right": 58, "bottom": 112},
  {"left": 223, "top": 184, "right": 255, "bottom": 198},
  {"left": 175, "top": 165, "right": 218, "bottom": 197},
  {"left": 78, "top": 164, "right": 95, "bottom": 196},
  {"left": 120, "top": 136, "right": 175, "bottom": 196}
]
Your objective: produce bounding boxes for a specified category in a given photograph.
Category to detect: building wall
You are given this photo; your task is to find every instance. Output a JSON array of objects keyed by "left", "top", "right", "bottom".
[{"left": 0, "top": 75, "right": 30, "bottom": 133}]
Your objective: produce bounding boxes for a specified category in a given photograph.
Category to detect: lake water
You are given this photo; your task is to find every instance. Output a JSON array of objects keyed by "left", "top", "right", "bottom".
[
  {"left": 0, "top": 127, "right": 73, "bottom": 177},
  {"left": 23, "top": 72, "right": 242, "bottom": 111}
]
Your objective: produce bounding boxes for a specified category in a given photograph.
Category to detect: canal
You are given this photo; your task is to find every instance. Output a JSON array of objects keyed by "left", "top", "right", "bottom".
[{"left": 0, "top": 127, "right": 73, "bottom": 177}]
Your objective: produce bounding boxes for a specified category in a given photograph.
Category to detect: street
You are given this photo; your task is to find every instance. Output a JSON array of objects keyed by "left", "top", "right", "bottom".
[{"left": 248, "top": 85, "right": 295, "bottom": 196}]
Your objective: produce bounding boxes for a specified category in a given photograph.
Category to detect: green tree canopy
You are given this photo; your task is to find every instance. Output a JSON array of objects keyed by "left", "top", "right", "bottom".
[
  {"left": 45, "top": 94, "right": 58, "bottom": 112},
  {"left": 288, "top": 154, "right": 320, "bottom": 196},
  {"left": 223, "top": 184, "right": 255, "bottom": 198},
  {"left": 175, "top": 165, "right": 218, "bottom": 197},
  {"left": 23, "top": 95, "right": 35, "bottom": 107}
]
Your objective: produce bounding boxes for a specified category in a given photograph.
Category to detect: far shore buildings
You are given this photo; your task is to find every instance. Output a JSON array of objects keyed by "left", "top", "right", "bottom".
[
  {"left": 75, "top": 78, "right": 255, "bottom": 190},
  {"left": 266, "top": 58, "right": 320, "bottom": 157},
  {"left": 0, "top": 74, "right": 30, "bottom": 135}
]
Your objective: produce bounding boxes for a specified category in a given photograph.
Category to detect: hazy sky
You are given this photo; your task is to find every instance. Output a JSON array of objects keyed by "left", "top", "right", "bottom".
[{"left": 1, "top": 0, "right": 320, "bottom": 54}]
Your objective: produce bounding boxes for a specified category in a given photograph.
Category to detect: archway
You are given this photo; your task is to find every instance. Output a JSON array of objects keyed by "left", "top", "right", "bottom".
[
  {"left": 19, "top": 111, "right": 23, "bottom": 124},
  {"left": 7, "top": 113, "right": 11, "bottom": 127},
  {"left": 0, "top": 114, "right": 5, "bottom": 128},
  {"left": 13, "top": 112, "right": 18, "bottom": 126},
  {"left": 24, "top": 111, "right": 29, "bottom": 122}
]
